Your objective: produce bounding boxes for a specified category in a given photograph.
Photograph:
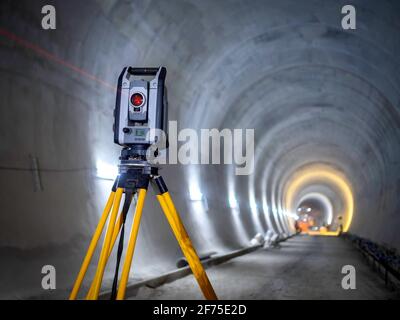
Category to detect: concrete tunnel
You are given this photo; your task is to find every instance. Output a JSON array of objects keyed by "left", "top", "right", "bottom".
[{"left": 1, "top": 0, "right": 400, "bottom": 300}]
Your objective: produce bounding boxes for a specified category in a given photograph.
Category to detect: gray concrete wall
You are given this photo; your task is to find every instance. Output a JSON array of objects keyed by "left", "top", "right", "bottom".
[{"left": 0, "top": 0, "right": 399, "bottom": 298}]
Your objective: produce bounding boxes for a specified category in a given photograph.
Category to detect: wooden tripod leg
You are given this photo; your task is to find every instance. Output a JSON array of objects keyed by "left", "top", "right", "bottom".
[
  {"left": 116, "top": 188, "right": 147, "bottom": 300},
  {"left": 156, "top": 191, "right": 218, "bottom": 300},
  {"left": 69, "top": 190, "right": 116, "bottom": 300},
  {"left": 87, "top": 187, "right": 124, "bottom": 300}
]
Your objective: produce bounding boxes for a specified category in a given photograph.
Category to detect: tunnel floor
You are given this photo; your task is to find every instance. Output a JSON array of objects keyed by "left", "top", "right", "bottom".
[{"left": 129, "top": 236, "right": 399, "bottom": 300}]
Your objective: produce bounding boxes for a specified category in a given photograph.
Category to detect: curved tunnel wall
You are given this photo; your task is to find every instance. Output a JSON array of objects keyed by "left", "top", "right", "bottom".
[{"left": 0, "top": 0, "right": 400, "bottom": 298}]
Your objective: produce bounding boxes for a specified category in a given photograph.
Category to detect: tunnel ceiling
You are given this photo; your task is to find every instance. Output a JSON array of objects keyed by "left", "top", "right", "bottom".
[{"left": 1, "top": 0, "right": 400, "bottom": 297}]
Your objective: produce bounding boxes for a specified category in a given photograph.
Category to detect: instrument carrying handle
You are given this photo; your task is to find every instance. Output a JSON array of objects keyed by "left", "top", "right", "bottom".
[{"left": 127, "top": 67, "right": 159, "bottom": 76}]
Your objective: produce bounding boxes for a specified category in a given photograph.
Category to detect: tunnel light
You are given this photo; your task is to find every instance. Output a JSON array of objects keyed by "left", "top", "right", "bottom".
[
  {"left": 189, "top": 184, "right": 203, "bottom": 201},
  {"left": 298, "top": 193, "right": 334, "bottom": 226},
  {"left": 96, "top": 160, "right": 118, "bottom": 180},
  {"left": 250, "top": 199, "right": 258, "bottom": 212},
  {"left": 283, "top": 211, "right": 299, "bottom": 220},
  {"left": 229, "top": 193, "right": 239, "bottom": 209},
  {"left": 306, "top": 207, "right": 312, "bottom": 212},
  {"left": 285, "top": 212, "right": 300, "bottom": 220}
]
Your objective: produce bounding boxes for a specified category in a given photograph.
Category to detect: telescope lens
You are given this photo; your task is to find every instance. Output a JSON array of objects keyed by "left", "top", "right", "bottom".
[{"left": 131, "top": 93, "right": 144, "bottom": 107}]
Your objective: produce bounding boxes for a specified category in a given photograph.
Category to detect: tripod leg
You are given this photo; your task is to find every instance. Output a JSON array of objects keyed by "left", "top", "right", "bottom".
[
  {"left": 87, "top": 193, "right": 135, "bottom": 299},
  {"left": 108, "top": 192, "right": 135, "bottom": 258},
  {"left": 108, "top": 200, "right": 129, "bottom": 258},
  {"left": 108, "top": 193, "right": 135, "bottom": 260},
  {"left": 69, "top": 190, "right": 116, "bottom": 300},
  {"left": 116, "top": 188, "right": 147, "bottom": 300},
  {"left": 155, "top": 185, "right": 218, "bottom": 300},
  {"left": 87, "top": 187, "right": 124, "bottom": 300},
  {"left": 86, "top": 204, "right": 126, "bottom": 299}
]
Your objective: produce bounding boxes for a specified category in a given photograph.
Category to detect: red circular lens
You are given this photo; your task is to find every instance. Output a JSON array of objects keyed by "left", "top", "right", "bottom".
[{"left": 131, "top": 93, "right": 144, "bottom": 106}]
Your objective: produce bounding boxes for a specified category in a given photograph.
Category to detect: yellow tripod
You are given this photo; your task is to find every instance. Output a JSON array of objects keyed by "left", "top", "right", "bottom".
[{"left": 69, "top": 160, "right": 217, "bottom": 300}]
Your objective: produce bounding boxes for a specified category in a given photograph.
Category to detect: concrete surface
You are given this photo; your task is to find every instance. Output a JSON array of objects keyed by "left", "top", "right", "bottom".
[
  {"left": 0, "top": 0, "right": 400, "bottom": 299},
  {"left": 130, "top": 236, "right": 400, "bottom": 300}
]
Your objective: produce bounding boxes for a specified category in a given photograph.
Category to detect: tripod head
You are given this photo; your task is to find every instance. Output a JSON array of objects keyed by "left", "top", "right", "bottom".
[{"left": 113, "top": 66, "right": 168, "bottom": 165}]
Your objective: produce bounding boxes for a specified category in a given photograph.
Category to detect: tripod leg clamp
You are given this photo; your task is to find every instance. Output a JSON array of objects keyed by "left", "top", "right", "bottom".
[{"left": 152, "top": 175, "right": 168, "bottom": 195}]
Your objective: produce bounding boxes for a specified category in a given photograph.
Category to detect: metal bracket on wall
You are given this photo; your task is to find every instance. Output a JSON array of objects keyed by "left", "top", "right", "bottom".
[{"left": 29, "top": 155, "right": 43, "bottom": 192}]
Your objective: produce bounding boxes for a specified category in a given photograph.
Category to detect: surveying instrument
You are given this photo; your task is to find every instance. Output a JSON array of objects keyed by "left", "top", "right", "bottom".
[{"left": 69, "top": 67, "right": 217, "bottom": 300}]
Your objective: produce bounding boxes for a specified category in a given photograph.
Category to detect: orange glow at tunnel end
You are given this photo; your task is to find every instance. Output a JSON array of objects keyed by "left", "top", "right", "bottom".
[{"left": 284, "top": 164, "right": 354, "bottom": 234}]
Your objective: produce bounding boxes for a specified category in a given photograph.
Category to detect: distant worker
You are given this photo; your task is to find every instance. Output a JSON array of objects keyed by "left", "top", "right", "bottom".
[
  {"left": 294, "top": 220, "right": 301, "bottom": 233},
  {"left": 338, "top": 216, "right": 343, "bottom": 235}
]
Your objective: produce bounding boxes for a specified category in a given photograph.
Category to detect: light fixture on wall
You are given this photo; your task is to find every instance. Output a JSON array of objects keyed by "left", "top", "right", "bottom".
[
  {"left": 250, "top": 198, "right": 258, "bottom": 215},
  {"left": 96, "top": 160, "right": 118, "bottom": 180},
  {"left": 189, "top": 183, "right": 203, "bottom": 201},
  {"left": 229, "top": 193, "right": 239, "bottom": 209}
]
